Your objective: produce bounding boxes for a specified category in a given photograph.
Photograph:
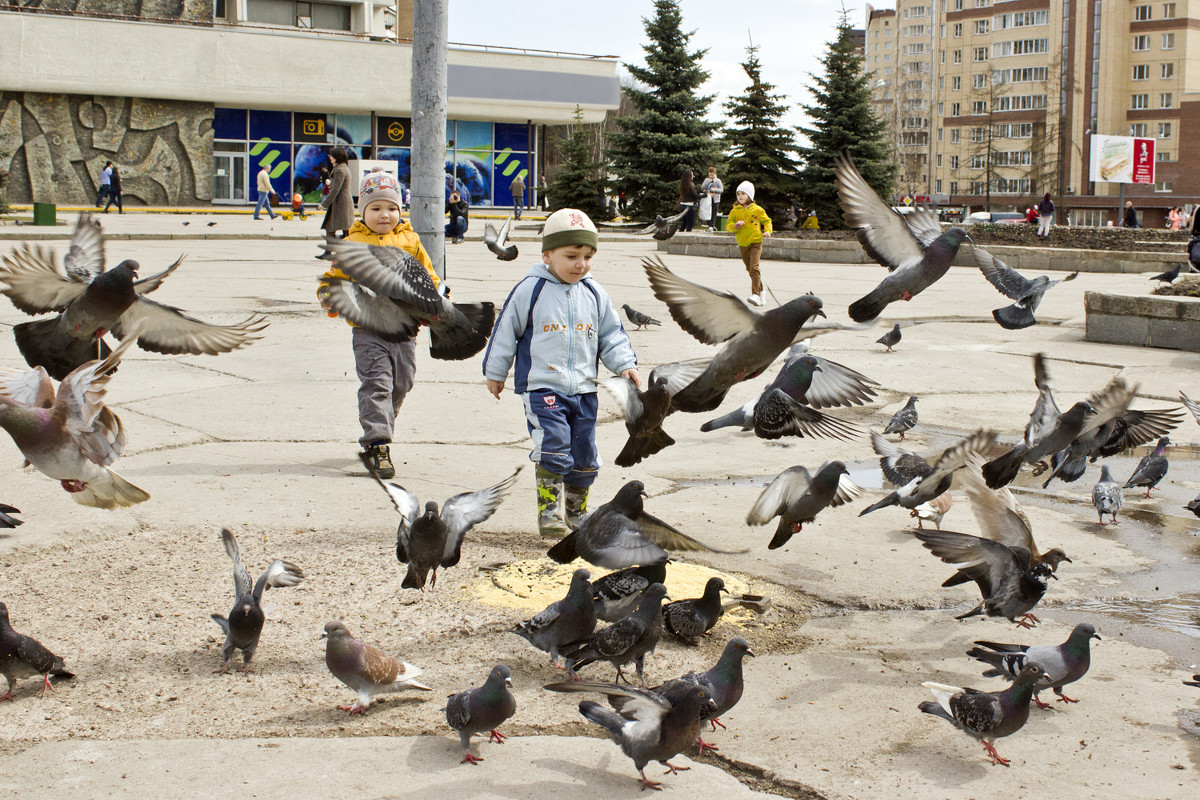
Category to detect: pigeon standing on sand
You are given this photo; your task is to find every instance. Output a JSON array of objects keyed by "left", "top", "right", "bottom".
[
  {"left": 1124, "top": 436, "right": 1170, "bottom": 498},
  {"left": 747, "top": 461, "right": 862, "bottom": 549},
  {"left": 884, "top": 396, "right": 919, "bottom": 439},
  {"left": 622, "top": 304, "right": 661, "bottom": 330},
  {"left": 322, "top": 620, "right": 431, "bottom": 715},
  {"left": 561, "top": 583, "right": 669, "bottom": 685},
  {"left": 1149, "top": 263, "right": 1182, "bottom": 284},
  {"left": 210, "top": 528, "right": 305, "bottom": 674},
  {"left": 919, "top": 663, "right": 1051, "bottom": 766},
  {"left": 876, "top": 323, "right": 902, "bottom": 352},
  {"left": 593, "top": 563, "right": 668, "bottom": 622},
  {"left": 662, "top": 577, "right": 727, "bottom": 645},
  {"left": 973, "top": 248, "right": 1079, "bottom": 329},
  {"left": 967, "top": 623, "right": 1100, "bottom": 709},
  {"left": 483, "top": 217, "right": 518, "bottom": 261},
  {"left": 512, "top": 568, "right": 597, "bottom": 673},
  {"left": 1092, "top": 465, "right": 1123, "bottom": 524},
  {"left": 0, "top": 601, "right": 74, "bottom": 701},
  {"left": 445, "top": 664, "right": 516, "bottom": 764}
]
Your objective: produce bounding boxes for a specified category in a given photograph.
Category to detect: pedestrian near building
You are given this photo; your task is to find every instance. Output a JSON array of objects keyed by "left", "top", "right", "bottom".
[
  {"left": 95, "top": 161, "right": 112, "bottom": 208},
  {"left": 510, "top": 174, "right": 526, "bottom": 220},
  {"left": 319, "top": 146, "right": 354, "bottom": 239},
  {"left": 445, "top": 191, "right": 469, "bottom": 244},
  {"left": 1168, "top": 206, "right": 1182, "bottom": 231},
  {"left": 725, "top": 181, "right": 773, "bottom": 307},
  {"left": 1036, "top": 193, "right": 1054, "bottom": 237},
  {"left": 802, "top": 210, "right": 819, "bottom": 229},
  {"left": 538, "top": 175, "right": 549, "bottom": 210},
  {"left": 254, "top": 165, "right": 277, "bottom": 220},
  {"left": 102, "top": 165, "right": 123, "bottom": 213},
  {"left": 482, "top": 208, "right": 640, "bottom": 539},
  {"left": 1123, "top": 200, "right": 1139, "bottom": 229},
  {"left": 700, "top": 166, "right": 724, "bottom": 232},
  {"left": 677, "top": 169, "right": 699, "bottom": 233}
]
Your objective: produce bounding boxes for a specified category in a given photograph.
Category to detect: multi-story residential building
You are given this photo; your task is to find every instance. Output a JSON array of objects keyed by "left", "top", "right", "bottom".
[
  {"left": 0, "top": 2, "right": 619, "bottom": 208},
  {"left": 865, "top": 0, "right": 1196, "bottom": 227}
]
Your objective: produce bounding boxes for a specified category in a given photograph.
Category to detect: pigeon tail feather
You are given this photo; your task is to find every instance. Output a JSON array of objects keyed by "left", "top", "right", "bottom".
[
  {"left": 993, "top": 304, "right": 1037, "bottom": 330},
  {"left": 700, "top": 407, "right": 751, "bottom": 432},
  {"left": 614, "top": 428, "right": 674, "bottom": 468},
  {"left": 429, "top": 302, "right": 495, "bottom": 361},
  {"left": 579, "top": 699, "right": 627, "bottom": 741},
  {"left": 14, "top": 318, "right": 112, "bottom": 381},
  {"left": 72, "top": 469, "right": 150, "bottom": 509},
  {"left": 546, "top": 533, "right": 579, "bottom": 564},
  {"left": 918, "top": 699, "right": 957, "bottom": 725},
  {"left": 848, "top": 288, "right": 891, "bottom": 323}
]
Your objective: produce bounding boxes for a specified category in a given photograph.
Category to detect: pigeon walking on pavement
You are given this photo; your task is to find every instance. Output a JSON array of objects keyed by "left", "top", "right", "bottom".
[
  {"left": 1185, "top": 493, "right": 1200, "bottom": 518},
  {"left": 666, "top": 637, "right": 755, "bottom": 749},
  {"left": 883, "top": 396, "right": 919, "bottom": 439},
  {"left": 967, "top": 622, "right": 1100, "bottom": 709},
  {"left": 210, "top": 528, "right": 305, "bottom": 674},
  {"left": 747, "top": 461, "right": 862, "bottom": 549},
  {"left": 483, "top": 216, "right": 518, "bottom": 261},
  {"left": 1092, "top": 465, "right": 1123, "bottom": 524},
  {"left": 445, "top": 664, "right": 516, "bottom": 764},
  {"left": 1124, "top": 436, "right": 1170, "bottom": 498},
  {"left": 322, "top": 620, "right": 431, "bottom": 715},
  {"left": 919, "top": 663, "right": 1051, "bottom": 766},
  {"left": 601, "top": 359, "right": 710, "bottom": 467},
  {"left": 876, "top": 323, "right": 902, "bottom": 352},
  {"left": 512, "top": 568, "right": 597, "bottom": 673},
  {"left": 973, "top": 247, "right": 1078, "bottom": 329},
  {"left": 378, "top": 467, "right": 521, "bottom": 590},
  {"left": 911, "top": 492, "right": 953, "bottom": 530},
  {"left": 622, "top": 304, "right": 662, "bottom": 330},
  {"left": 662, "top": 577, "right": 727, "bottom": 645},
  {"left": 0, "top": 601, "right": 74, "bottom": 702},
  {"left": 593, "top": 563, "right": 668, "bottom": 623},
  {"left": 560, "top": 583, "right": 669, "bottom": 685}
]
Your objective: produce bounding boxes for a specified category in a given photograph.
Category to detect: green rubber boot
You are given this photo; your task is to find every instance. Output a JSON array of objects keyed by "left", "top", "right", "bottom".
[
  {"left": 564, "top": 484, "right": 590, "bottom": 530},
  {"left": 536, "top": 467, "right": 569, "bottom": 539}
]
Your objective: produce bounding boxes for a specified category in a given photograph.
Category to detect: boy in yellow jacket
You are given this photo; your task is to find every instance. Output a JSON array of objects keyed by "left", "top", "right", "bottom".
[
  {"left": 725, "top": 180, "right": 772, "bottom": 306},
  {"left": 318, "top": 169, "right": 437, "bottom": 479}
]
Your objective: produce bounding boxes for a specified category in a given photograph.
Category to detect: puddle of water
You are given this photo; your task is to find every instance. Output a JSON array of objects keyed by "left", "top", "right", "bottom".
[{"left": 678, "top": 468, "right": 886, "bottom": 491}]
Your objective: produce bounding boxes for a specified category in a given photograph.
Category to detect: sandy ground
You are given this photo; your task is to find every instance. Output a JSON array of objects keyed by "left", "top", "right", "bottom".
[{"left": 1, "top": 214, "right": 1199, "bottom": 799}]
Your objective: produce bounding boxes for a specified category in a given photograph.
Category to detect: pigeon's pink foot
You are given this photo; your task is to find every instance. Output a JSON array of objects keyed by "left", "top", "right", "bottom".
[
  {"left": 791, "top": 522, "right": 802, "bottom": 533},
  {"left": 696, "top": 737, "right": 719, "bottom": 754},
  {"left": 0, "top": 691, "right": 13, "bottom": 702},
  {"left": 662, "top": 761, "right": 690, "bottom": 775},
  {"left": 338, "top": 703, "right": 368, "bottom": 715},
  {"left": 1145, "top": 489, "right": 1154, "bottom": 498},
  {"left": 214, "top": 661, "right": 233, "bottom": 675},
  {"left": 40, "top": 674, "right": 55, "bottom": 698},
  {"left": 1033, "top": 694, "right": 1051, "bottom": 710},
  {"left": 982, "top": 741, "right": 1011, "bottom": 766},
  {"left": 709, "top": 717, "right": 726, "bottom": 732},
  {"left": 1056, "top": 693, "right": 1079, "bottom": 704},
  {"left": 60, "top": 479, "right": 87, "bottom": 493},
  {"left": 1015, "top": 613, "right": 1040, "bottom": 629},
  {"left": 488, "top": 729, "right": 507, "bottom": 744},
  {"left": 461, "top": 752, "right": 484, "bottom": 765},
  {"left": 638, "top": 771, "right": 663, "bottom": 791}
]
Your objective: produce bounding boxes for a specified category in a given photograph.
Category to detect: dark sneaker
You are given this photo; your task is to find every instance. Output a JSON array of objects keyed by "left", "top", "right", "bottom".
[{"left": 361, "top": 444, "right": 395, "bottom": 480}]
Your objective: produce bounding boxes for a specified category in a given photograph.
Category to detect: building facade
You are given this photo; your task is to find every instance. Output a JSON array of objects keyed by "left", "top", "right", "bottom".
[
  {"left": 865, "top": 0, "right": 1198, "bottom": 226},
  {"left": 0, "top": 1, "right": 620, "bottom": 207}
]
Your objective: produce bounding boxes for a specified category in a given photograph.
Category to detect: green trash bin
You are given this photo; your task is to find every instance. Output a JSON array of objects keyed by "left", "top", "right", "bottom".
[
  {"left": 32, "top": 202, "right": 56, "bottom": 226},
  {"left": 714, "top": 214, "right": 726, "bottom": 230}
]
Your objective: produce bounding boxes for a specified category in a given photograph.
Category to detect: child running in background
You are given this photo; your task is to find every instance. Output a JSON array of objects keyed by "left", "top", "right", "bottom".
[{"left": 725, "top": 180, "right": 773, "bottom": 306}]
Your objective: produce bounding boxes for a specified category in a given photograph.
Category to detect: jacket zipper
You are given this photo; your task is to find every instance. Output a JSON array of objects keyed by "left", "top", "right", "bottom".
[{"left": 565, "top": 286, "right": 575, "bottom": 395}]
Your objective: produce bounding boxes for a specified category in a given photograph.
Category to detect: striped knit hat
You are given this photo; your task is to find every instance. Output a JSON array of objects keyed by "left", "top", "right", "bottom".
[
  {"left": 541, "top": 208, "right": 598, "bottom": 252},
  {"left": 359, "top": 168, "right": 402, "bottom": 212}
]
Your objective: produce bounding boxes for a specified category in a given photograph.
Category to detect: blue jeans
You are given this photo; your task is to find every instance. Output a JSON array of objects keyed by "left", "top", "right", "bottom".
[
  {"left": 254, "top": 191, "right": 276, "bottom": 219},
  {"left": 445, "top": 216, "right": 467, "bottom": 240},
  {"left": 522, "top": 390, "right": 600, "bottom": 487}
]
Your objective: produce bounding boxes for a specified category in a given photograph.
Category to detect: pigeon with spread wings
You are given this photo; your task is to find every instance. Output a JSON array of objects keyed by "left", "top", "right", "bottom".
[
  {"left": 973, "top": 247, "right": 1078, "bottom": 329},
  {"left": 747, "top": 461, "right": 862, "bottom": 550},
  {"left": 634, "top": 209, "right": 689, "bottom": 240},
  {"left": 600, "top": 358, "right": 711, "bottom": 467},
  {"left": 483, "top": 217, "right": 518, "bottom": 261}
]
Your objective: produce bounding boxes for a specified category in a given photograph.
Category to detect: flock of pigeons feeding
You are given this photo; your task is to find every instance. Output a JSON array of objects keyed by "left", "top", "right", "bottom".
[{"left": 2, "top": 154, "right": 1198, "bottom": 787}]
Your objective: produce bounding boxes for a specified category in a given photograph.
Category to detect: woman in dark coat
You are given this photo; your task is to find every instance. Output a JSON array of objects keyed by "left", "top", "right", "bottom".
[
  {"left": 103, "top": 165, "right": 123, "bottom": 213},
  {"left": 678, "top": 169, "right": 699, "bottom": 232},
  {"left": 320, "top": 146, "right": 354, "bottom": 238}
]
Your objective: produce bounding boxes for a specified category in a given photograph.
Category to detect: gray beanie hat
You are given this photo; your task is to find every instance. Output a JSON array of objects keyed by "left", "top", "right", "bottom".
[
  {"left": 358, "top": 168, "right": 402, "bottom": 213},
  {"left": 541, "top": 208, "right": 599, "bottom": 252}
]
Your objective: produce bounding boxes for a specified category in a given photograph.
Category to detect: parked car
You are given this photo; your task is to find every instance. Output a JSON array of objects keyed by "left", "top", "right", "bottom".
[{"left": 963, "top": 211, "right": 1026, "bottom": 225}]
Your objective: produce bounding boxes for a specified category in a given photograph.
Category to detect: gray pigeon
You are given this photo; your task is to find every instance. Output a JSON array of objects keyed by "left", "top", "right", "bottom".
[
  {"left": 836, "top": 153, "right": 970, "bottom": 322},
  {"left": 1092, "top": 465, "right": 1123, "bottom": 524},
  {"left": 561, "top": 583, "right": 669, "bottom": 685},
  {"left": 0, "top": 601, "right": 74, "bottom": 701},
  {"left": 919, "top": 663, "right": 1051, "bottom": 766},
  {"left": 974, "top": 247, "right": 1078, "bottom": 329},
  {"left": 379, "top": 467, "right": 521, "bottom": 590},
  {"left": 876, "top": 323, "right": 901, "bottom": 352},
  {"left": 512, "top": 568, "right": 597, "bottom": 674},
  {"left": 622, "top": 304, "right": 661, "bottom": 330},
  {"left": 634, "top": 209, "right": 689, "bottom": 240},
  {"left": 210, "top": 528, "right": 305, "bottom": 674},
  {"left": 322, "top": 620, "right": 431, "bottom": 715},
  {"left": 0, "top": 503, "right": 22, "bottom": 528},
  {"left": 1024, "top": 353, "right": 1061, "bottom": 456},
  {"left": 747, "top": 461, "right": 862, "bottom": 549},
  {"left": 859, "top": 429, "right": 996, "bottom": 518},
  {"left": 593, "top": 563, "right": 668, "bottom": 622},
  {"left": 1149, "top": 263, "right": 1182, "bottom": 283},
  {"left": 662, "top": 577, "right": 727, "bottom": 645},
  {"left": 601, "top": 359, "right": 710, "bottom": 467},
  {"left": 1185, "top": 493, "right": 1200, "bottom": 518},
  {"left": 1124, "top": 436, "right": 1169, "bottom": 497},
  {"left": 664, "top": 636, "right": 755, "bottom": 750},
  {"left": 1181, "top": 390, "right": 1200, "bottom": 425},
  {"left": 483, "top": 216, "right": 518, "bottom": 261},
  {"left": 642, "top": 257, "right": 827, "bottom": 413},
  {"left": 883, "top": 395, "right": 918, "bottom": 439},
  {"left": 1185, "top": 675, "right": 1200, "bottom": 687},
  {"left": 445, "top": 664, "right": 517, "bottom": 764},
  {"left": 967, "top": 622, "right": 1101, "bottom": 708}
]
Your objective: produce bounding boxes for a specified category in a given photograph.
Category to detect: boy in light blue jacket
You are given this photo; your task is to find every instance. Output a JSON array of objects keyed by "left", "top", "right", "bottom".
[{"left": 483, "top": 208, "right": 641, "bottom": 538}]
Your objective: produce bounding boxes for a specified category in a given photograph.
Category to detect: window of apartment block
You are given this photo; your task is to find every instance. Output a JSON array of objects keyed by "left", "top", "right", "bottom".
[
  {"left": 1163, "top": 3, "right": 1176, "bottom": 19},
  {"left": 970, "top": 180, "right": 987, "bottom": 194},
  {"left": 950, "top": 155, "right": 960, "bottom": 169},
  {"left": 1131, "top": 123, "right": 1148, "bottom": 137},
  {"left": 951, "top": 102, "right": 961, "bottom": 116},
  {"left": 885, "top": 67, "right": 892, "bottom": 74},
  {"left": 953, "top": 22, "right": 963, "bottom": 37},
  {"left": 951, "top": 129, "right": 961, "bottom": 143},
  {"left": 1133, "top": 5, "right": 1152, "bottom": 21},
  {"left": 936, "top": 154, "right": 943, "bottom": 167},
  {"left": 885, "top": 55, "right": 892, "bottom": 62},
  {"left": 1162, "top": 33, "right": 1175, "bottom": 49},
  {"left": 953, "top": 50, "right": 962, "bottom": 63},
  {"left": 939, "top": 75, "right": 945, "bottom": 89},
  {"left": 950, "top": 181, "right": 959, "bottom": 194},
  {"left": 1161, "top": 63, "right": 1174, "bottom": 79},
  {"left": 970, "top": 154, "right": 986, "bottom": 169},
  {"left": 974, "top": 47, "right": 988, "bottom": 62},
  {"left": 995, "top": 10, "right": 1050, "bottom": 29},
  {"left": 1131, "top": 94, "right": 1149, "bottom": 109},
  {"left": 1132, "top": 65, "right": 1149, "bottom": 81},
  {"left": 1133, "top": 35, "right": 1150, "bottom": 51},
  {"left": 972, "top": 100, "right": 989, "bottom": 114},
  {"left": 975, "top": 0, "right": 990, "bottom": 7},
  {"left": 936, "top": 179, "right": 943, "bottom": 193},
  {"left": 886, "top": 41, "right": 893, "bottom": 49},
  {"left": 971, "top": 74, "right": 987, "bottom": 89},
  {"left": 1157, "top": 150, "right": 1172, "bottom": 161},
  {"left": 937, "top": 128, "right": 944, "bottom": 141},
  {"left": 1160, "top": 93, "right": 1173, "bottom": 108},
  {"left": 971, "top": 127, "right": 987, "bottom": 142},
  {"left": 940, "top": 49, "right": 946, "bottom": 63},
  {"left": 941, "top": 24, "right": 946, "bottom": 38},
  {"left": 1158, "top": 122, "right": 1172, "bottom": 138},
  {"left": 952, "top": 76, "right": 961, "bottom": 90},
  {"left": 938, "top": 102, "right": 945, "bottom": 115},
  {"left": 975, "top": 20, "right": 990, "bottom": 34},
  {"left": 1155, "top": 180, "right": 1173, "bottom": 192}
]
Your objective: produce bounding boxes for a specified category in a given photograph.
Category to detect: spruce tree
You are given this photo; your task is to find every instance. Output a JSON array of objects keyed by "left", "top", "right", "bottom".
[
  {"left": 721, "top": 43, "right": 803, "bottom": 222},
  {"left": 546, "top": 106, "right": 608, "bottom": 220},
  {"left": 606, "top": 0, "right": 721, "bottom": 220},
  {"left": 797, "top": 13, "right": 896, "bottom": 229}
]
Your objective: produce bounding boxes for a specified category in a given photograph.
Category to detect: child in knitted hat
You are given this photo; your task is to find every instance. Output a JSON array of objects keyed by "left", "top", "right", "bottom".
[
  {"left": 725, "top": 180, "right": 773, "bottom": 306},
  {"left": 317, "top": 167, "right": 438, "bottom": 480},
  {"left": 482, "top": 208, "right": 641, "bottom": 538}
]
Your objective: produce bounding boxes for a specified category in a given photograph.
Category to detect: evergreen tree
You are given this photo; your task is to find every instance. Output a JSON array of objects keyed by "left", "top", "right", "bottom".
[
  {"left": 546, "top": 106, "right": 608, "bottom": 220},
  {"left": 796, "top": 13, "right": 896, "bottom": 229},
  {"left": 606, "top": 0, "right": 721, "bottom": 220},
  {"left": 721, "top": 43, "right": 803, "bottom": 222}
]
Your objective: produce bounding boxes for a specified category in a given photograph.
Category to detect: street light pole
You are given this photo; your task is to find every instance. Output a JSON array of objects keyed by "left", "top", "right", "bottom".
[{"left": 411, "top": 0, "right": 448, "bottom": 280}]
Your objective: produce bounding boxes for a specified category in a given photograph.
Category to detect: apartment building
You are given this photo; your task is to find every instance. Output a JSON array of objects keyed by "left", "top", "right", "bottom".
[{"left": 865, "top": 0, "right": 1197, "bottom": 227}]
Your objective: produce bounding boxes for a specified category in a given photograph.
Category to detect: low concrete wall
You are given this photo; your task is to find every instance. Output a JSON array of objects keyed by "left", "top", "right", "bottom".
[
  {"left": 1085, "top": 291, "right": 1200, "bottom": 352},
  {"left": 661, "top": 233, "right": 1187, "bottom": 275}
]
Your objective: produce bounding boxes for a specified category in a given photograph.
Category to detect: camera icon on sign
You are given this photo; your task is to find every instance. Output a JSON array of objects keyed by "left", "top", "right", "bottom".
[{"left": 303, "top": 119, "right": 324, "bottom": 136}]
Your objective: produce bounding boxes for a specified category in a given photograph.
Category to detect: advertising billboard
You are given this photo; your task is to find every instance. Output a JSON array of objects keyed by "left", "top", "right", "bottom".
[{"left": 1089, "top": 135, "right": 1156, "bottom": 184}]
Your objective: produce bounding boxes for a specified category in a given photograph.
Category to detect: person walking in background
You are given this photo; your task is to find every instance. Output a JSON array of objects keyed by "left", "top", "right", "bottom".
[
  {"left": 538, "top": 175, "right": 549, "bottom": 211},
  {"left": 102, "top": 165, "right": 123, "bottom": 214},
  {"left": 1036, "top": 193, "right": 1054, "bottom": 237},
  {"left": 1168, "top": 206, "right": 1182, "bottom": 231},
  {"left": 445, "top": 190, "right": 470, "bottom": 244},
  {"left": 1123, "top": 200, "right": 1139, "bottom": 228},
  {"left": 802, "top": 209, "right": 819, "bottom": 229},
  {"left": 725, "top": 180, "right": 772, "bottom": 307},
  {"left": 254, "top": 165, "right": 277, "bottom": 220},
  {"left": 677, "top": 169, "right": 699, "bottom": 233},
  {"left": 510, "top": 174, "right": 526, "bottom": 220},
  {"left": 319, "top": 146, "right": 353, "bottom": 239},
  {"left": 95, "top": 161, "right": 112, "bottom": 208},
  {"left": 700, "top": 166, "right": 724, "bottom": 232}
]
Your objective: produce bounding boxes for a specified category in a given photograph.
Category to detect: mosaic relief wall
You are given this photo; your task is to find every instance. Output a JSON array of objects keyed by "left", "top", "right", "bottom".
[
  {"left": 0, "top": 1, "right": 212, "bottom": 22},
  {"left": 0, "top": 93, "right": 214, "bottom": 205}
]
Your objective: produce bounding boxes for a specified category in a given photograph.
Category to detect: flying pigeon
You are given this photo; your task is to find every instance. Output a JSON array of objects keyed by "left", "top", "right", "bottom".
[
  {"left": 0, "top": 601, "right": 74, "bottom": 701},
  {"left": 911, "top": 492, "right": 953, "bottom": 530},
  {"left": 483, "top": 216, "right": 518, "bottom": 261},
  {"left": 622, "top": 304, "right": 661, "bottom": 330},
  {"left": 967, "top": 622, "right": 1100, "bottom": 709},
  {"left": 0, "top": 214, "right": 267, "bottom": 380},
  {"left": 634, "top": 209, "right": 689, "bottom": 240},
  {"left": 600, "top": 358, "right": 711, "bottom": 467},
  {"left": 662, "top": 577, "right": 727, "bottom": 645},
  {"left": 547, "top": 481, "right": 740, "bottom": 570},
  {"left": 543, "top": 679, "right": 716, "bottom": 790},
  {"left": 511, "top": 568, "right": 597, "bottom": 674},
  {"left": 973, "top": 247, "right": 1079, "bottom": 329},
  {"left": 593, "top": 563, "right": 668, "bottom": 623},
  {"left": 446, "top": 664, "right": 516, "bottom": 764},
  {"left": 859, "top": 430, "right": 996, "bottom": 518},
  {"left": 560, "top": 583, "right": 669, "bottom": 685},
  {"left": 883, "top": 395, "right": 918, "bottom": 439},
  {"left": 835, "top": 152, "right": 970, "bottom": 322},
  {"left": 1092, "top": 465, "right": 1123, "bottom": 524},
  {"left": 210, "top": 528, "right": 304, "bottom": 674},
  {"left": 0, "top": 330, "right": 149, "bottom": 508},
  {"left": 378, "top": 467, "right": 522, "bottom": 590},
  {"left": 915, "top": 529, "right": 1057, "bottom": 628},
  {"left": 1181, "top": 390, "right": 1200, "bottom": 424},
  {"left": 642, "top": 257, "right": 827, "bottom": 413},
  {"left": 1124, "top": 436, "right": 1170, "bottom": 497},
  {"left": 322, "top": 620, "right": 431, "bottom": 715},
  {"left": 870, "top": 433, "right": 954, "bottom": 529},
  {"left": 1023, "top": 353, "right": 1061, "bottom": 460},
  {"left": 320, "top": 239, "right": 495, "bottom": 360},
  {"left": 1149, "top": 263, "right": 1182, "bottom": 284},
  {"left": 747, "top": 461, "right": 862, "bottom": 549},
  {"left": 876, "top": 323, "right": 902, "bottom": 352},
  {"left": 0, "top": 504, "right": 22, "bottom": 528},
  {"left": 918, "top": 663, "right": 1051, "bottom": 766}
]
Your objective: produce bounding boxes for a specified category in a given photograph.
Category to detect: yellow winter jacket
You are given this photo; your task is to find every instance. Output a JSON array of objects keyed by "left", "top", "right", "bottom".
[
  {"left": 319, "top": 219, "right": 438, "bottom": 325},
  {"left": 725, "top": 202, "right": 773, "bottom": 247}
]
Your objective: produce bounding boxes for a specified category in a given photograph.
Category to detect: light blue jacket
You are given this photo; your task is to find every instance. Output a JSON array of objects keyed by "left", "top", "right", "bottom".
[{"left": 482, "top": 263, "right": 637, "bottom": 395}]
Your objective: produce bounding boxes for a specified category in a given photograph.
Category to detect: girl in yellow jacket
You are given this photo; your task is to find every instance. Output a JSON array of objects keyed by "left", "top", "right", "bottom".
[{"left": 725, "top": 181, "right": 772, "bottom": 306}]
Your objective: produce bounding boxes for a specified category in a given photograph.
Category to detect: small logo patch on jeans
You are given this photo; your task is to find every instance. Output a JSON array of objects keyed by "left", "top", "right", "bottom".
[{"left": 543, "top": 394, "right": 556, "bottom": 406}]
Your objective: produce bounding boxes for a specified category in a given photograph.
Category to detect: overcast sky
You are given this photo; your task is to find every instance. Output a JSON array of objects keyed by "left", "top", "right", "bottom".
[{"left": 448, "top": 0, "right": 860, "bottom": 136}]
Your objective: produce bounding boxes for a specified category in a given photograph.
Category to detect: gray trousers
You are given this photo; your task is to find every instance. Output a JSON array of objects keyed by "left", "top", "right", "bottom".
[{"left": 352, "top": 327, "right": 417, "bottom": 448}]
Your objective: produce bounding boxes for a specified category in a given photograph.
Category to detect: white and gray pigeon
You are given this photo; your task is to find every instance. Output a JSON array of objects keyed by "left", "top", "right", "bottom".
[
  {"left": 593, "top": 563, "right": 668, "bottom": 622},
  {"left": 1180, "top": 390, "right": 1200, "bottom": 425},
  {"left": 836, "top": 152, "right": 970, "bottom": 322},
  {"left": 747, "top": 461, "right": 862, "bottom": 549},
  {"left": 1124, "top": 436, "right": 1170, "bottom": 498},
  {"left": 512, "top": 568, "right": 597, "bottom": 674},
  {"left": 634, "top": 209, "right": 689, "bottom": 240},
  {"left": 445, "top": 664, "right": 517, "bottom": 764},
  {"left": 1092, "top": 465, "right": 1123, "bottom": 524},
  {"left": 323, "top": 620, "right": 431, "bottom": 715},
  {"left": 561, "top": 583, "right": 669, "bottom": 685},
  {"left": 378, "top": 467, "right": 521, "bottom": 590},
  {"left": 483, "top": 216, "right": 518, "bottom": 261},
  {"left": 973, "top": 247, "right": 1078, "bottom": 329},
  {"left": 0, "top": 601, "right": 74, "bottom": 701},
  {"left": 622, "top": 304, "right": 661, "bottom": 330},
  {"left": 662, "top": 577, "right": 727, "bottom": 645},
  {"left": 859, "top": 429, "right": 996, "bottom": 518},
  {"left": 883, "top": 395, "right": 918, "bottom": 439},
  {"left": 210, "top": 528, "right": 305, "bottom": 674},
  {"left": 967, "top": 622, "right": 1100, "bottom": 709}
]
